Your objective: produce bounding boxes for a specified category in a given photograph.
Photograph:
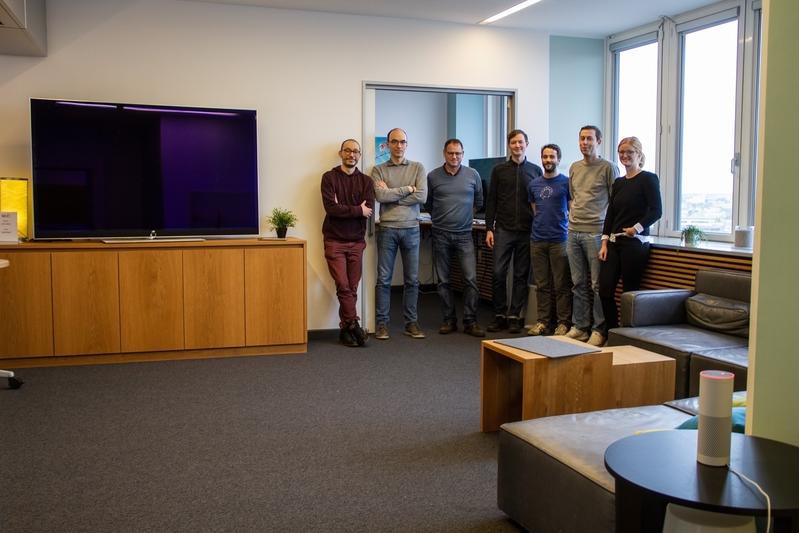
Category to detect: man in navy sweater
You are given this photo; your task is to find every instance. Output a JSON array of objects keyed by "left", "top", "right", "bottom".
[
  {"left": 321, "top": 139, "right": 375, "bottom": 347},
  {"left": 425, "top": 139, "right": 485, "bottom": 337}
]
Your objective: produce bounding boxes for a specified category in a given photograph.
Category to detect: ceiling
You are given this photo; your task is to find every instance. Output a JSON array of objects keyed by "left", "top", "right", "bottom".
[{"left": 189, "top": 0, "right": 716, "bottom": 38}]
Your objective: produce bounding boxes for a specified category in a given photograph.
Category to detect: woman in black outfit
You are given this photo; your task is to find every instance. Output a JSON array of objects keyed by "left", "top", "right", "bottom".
[{"left": 597, "top": 136, "right": 662, "bottom": 335}]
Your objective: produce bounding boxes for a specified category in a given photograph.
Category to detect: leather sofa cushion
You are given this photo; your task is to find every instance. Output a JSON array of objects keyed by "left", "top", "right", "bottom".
[
  {"left": 691, "top": 346, "right": 749, "bottom": 369},
  {"left": 686, "top": 293, "right": 750, "bottom": 338},
  {"left": 610, "top": 324, "right": 746, "bottom": 354},
  {"left": 501, "top": 406, "right": 691, "bottom": 493}
]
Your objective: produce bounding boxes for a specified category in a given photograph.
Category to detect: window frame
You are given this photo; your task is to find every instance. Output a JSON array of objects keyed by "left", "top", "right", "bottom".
[{"left": 606, "top": 0, "right": 762, "bottom": 242}]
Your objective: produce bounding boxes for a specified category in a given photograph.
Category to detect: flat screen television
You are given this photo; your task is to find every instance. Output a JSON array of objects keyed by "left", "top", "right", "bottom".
[
  {"left": 30, "top": 98, "right": 259, "bottom": 240},
  {"left": 468, "top": 156, "right": 505, "bottom": 219}
]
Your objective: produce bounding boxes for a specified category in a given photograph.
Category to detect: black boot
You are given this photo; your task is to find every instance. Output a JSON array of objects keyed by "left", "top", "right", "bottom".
[
  {"left": 339, "top": 326, "right": 359, "bottom": 347},
  {"left": 347, "top": 320, "right": 368, "bottom": 347}
]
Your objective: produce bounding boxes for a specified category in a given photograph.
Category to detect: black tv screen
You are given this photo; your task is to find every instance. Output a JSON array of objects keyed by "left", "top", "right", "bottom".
[{"left": 31, "top": 98, "right": 259, "bottom": 239}]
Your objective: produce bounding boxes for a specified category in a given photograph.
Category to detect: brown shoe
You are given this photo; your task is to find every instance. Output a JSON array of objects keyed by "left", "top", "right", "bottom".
[
  {"left": 404, "top": 322, "right": 426, "bottom": 339},
  {"left": 375, "top": 323, "right": 389, "bottom": 340},
  {"left": 463, "top": 323, "right": 486, "bottom": 337},
  {"left": 438, "top": 322, "right": 457, "bottom": 335}
]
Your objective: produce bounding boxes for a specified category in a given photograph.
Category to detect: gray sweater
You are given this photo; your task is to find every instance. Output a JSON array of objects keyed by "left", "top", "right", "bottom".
[
  {"left": 568, "top": 157, "right": 619, "bottom": 233},
  {"left": 425, "top": 165, "right": 483, "bottom": 232},
  {"left": 372, "top": 158, "right": 427, "bottom": 229}
]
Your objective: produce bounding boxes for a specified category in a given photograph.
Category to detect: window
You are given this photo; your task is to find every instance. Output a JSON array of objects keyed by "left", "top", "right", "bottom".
[
  {"left": 612, "top": 40, "right": 659, "bottom": 173},
  {"left": 608, "top": 0, "right": 762, "bottom": 241}
]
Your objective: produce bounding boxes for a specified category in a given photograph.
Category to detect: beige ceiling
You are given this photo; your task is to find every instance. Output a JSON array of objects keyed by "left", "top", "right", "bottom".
[{"left": 187, "top": 0, "right": 716, "bottom": 38}]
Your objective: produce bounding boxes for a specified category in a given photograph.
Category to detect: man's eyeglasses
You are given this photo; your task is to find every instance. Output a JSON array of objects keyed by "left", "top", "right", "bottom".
[
  {"left": 341, "top": 148, "right": 361, "bottom": 155},
  {"left": 446, "top": 151, "right": 464, "bottom": 157},
  {"left": 388, "top": 139, "right": 407, "bottom": 145}
]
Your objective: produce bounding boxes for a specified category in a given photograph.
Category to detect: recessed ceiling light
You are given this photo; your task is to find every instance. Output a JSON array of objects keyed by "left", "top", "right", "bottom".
[{"left": 479, "top": 0, "right": 544, "bottom": 24}]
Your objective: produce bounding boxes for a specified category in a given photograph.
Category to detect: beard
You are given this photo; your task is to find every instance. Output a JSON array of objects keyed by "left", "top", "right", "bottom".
[{"left": 543, "top": 163, "right": 557, "bottom": 173}]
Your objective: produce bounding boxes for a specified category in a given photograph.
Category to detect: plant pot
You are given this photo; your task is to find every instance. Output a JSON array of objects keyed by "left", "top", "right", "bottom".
[
  {"left": 276, "top": 227, "right": 288, "bottom": 238},
  {"left": 684, "top": 235, "right": 700, "bottom": 246}
]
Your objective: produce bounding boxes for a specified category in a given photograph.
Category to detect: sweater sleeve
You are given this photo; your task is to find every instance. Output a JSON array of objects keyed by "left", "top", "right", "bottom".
[
  {"left": 638, "top": 172, "right": 663, "bottom": 229},
  {"left": 321, "top": 173, "right": 360, "bottom": 218},
  {"left": 602, "top": 180, "right": 619, "bottom": 236},
  {"left": 484, "top": 166, "right": 499, "bottom": 230},
  {"left": 398, "top": 163, "right": 427, "bottom": 206},
  {"left": 372, "top": 165, "right": 412, "bottom": 203}
]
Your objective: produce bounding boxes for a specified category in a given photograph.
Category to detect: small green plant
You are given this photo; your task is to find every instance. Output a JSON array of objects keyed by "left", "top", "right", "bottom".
[
  {"left": 267, "top": 207, "right": 298, "bottom": 230},
  {"left": 681, "top": 225, "right": 705, "bottom": 246},
  {"left": 266, "top": 207, "right": 297, "bottom": 238}
]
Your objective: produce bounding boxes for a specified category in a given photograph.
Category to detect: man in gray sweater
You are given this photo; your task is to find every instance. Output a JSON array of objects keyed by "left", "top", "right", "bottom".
[
  {"left": 425, "top": 139, "right": 485, "bottom": 337},
  {"left": 372, "top": 128, "right": 427, "bottom": 340},
  {"left": 566, "top": 125, "right": 620, "bottom": 346}
]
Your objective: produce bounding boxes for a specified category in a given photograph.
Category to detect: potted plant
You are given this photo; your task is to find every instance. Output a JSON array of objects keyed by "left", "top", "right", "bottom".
[
  {"left": 266, "top": 207, "right": 297, "bottom": 238},
  {"left": 681, "top": 225, "right": 705, "bottom": 246}
]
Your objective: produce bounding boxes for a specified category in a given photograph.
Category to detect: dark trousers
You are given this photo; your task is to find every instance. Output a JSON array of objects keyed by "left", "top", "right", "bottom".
[
  {"left": 531, "top": 240, "right": 572, "bottom": 325},
  {"left": 492, "top": 228, "right": 531, "bottom": 319},
  {"left": 598, "top": 238, "right": 650, "bottom": 332},
  {"left": 324, "top": 239, "right": 366, "bottom": 326}
]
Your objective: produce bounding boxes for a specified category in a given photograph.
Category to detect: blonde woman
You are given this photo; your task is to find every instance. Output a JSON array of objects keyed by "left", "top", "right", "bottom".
[{"left": 597, "top": 137, "right": 662, "bottom": 335}]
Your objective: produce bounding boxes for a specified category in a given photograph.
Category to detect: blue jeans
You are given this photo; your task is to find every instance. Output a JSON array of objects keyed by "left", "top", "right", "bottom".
[
  {"left": 566, "top": 230, "right": 604, "bottom": 333},
  {"left": 376, "top": 226, "right": 420, "bottom": 326},
  {"left": 432, "top": 230, "right": 479, "bottom": 325}
]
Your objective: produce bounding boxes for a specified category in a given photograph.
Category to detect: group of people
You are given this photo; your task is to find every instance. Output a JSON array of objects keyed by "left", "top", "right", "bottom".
[{"left": 320, "top": 125, "right": 662, "bottom": 348}]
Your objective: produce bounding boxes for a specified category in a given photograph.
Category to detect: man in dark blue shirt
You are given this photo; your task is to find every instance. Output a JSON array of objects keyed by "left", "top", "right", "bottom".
[
  {"left": 425, "top": 139, "right": 485, "bottom": 337},
  {"left": 527, "top": 144, "right": 572, "bottom": 336},
  {"left": 484, "top": 129, "right": 543, "bottom": 333}
]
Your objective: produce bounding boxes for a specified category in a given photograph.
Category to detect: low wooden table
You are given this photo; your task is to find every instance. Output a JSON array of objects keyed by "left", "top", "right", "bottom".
[{"left": 480, "top": 338, "right": 675, "bottom": 432}]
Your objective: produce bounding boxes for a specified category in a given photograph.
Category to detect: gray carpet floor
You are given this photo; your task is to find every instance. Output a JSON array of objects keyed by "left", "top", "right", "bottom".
[{"left": 1, "top": 292, "right": 529, "bottom": 533}]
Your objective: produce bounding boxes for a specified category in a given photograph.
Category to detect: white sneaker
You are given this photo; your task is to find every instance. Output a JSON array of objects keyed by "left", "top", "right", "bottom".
[
  {"left": 565, "top": 327, "right": 590, "bottom": 342},
  {"left": 587, "top": 331, "right": 606, "bottom": 347},
  {"left": 553, "top": 323, "right": 569, "bottom": 336}
]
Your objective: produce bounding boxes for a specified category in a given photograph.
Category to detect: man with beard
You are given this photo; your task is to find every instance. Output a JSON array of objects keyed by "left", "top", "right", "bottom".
[
  {"left": 321, "top": 139, "right": 375, "bottom": 347},
  {"left": 526, "top": 144, "right": 572, "bottom": 336}
]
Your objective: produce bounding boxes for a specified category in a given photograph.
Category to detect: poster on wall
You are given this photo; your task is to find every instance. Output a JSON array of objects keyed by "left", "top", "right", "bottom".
[{"left": 375, "top": 136, "right": 389, "bottom": 165}]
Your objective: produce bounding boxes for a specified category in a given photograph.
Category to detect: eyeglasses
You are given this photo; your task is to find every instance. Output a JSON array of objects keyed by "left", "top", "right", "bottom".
[
  {"left": 618, "top": 150, "right": 638, "bottom": 156},
  {"left": 341, "top": 148, "right": 361, "bottom": 155},
  {"left": 388, "top": 139, "right": 407, "bottom": 145},
  {"left": 446, "top": 151, "right": 464, "bottom": 157}
]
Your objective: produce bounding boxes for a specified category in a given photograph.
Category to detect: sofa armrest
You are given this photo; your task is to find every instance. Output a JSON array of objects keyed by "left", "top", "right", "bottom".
[{"left": 620, "top": 289, "right": 694, "bottom": 327}]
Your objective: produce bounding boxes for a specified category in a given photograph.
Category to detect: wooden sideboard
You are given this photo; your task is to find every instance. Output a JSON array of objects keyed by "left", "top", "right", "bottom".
[{"left": 0, "top": 238, "right": 306, "bottom": 367}]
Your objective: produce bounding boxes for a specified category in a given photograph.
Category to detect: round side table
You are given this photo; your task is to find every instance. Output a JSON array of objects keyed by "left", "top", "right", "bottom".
[{"left": 604, "top": 430, "right": 799, "bottom": 532}]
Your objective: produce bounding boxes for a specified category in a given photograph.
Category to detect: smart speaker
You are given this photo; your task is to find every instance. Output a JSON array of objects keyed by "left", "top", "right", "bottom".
[{"left": 697, "top": 370, "right": 735, "bottom": 466}]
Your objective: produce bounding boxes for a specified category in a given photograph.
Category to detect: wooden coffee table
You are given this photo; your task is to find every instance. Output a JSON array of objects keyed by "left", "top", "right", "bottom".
[{"left": 480, "top": 338, "right": 674, "bottom": 432}]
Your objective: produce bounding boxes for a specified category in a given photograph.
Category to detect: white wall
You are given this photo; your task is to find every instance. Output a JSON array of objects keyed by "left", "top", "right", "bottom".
[{"left": 0, "top": 0, "right": 550, "bottom": 330}]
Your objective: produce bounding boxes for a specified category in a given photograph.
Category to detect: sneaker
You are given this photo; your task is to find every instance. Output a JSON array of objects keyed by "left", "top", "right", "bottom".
[
  {"left": 404, "top": 322, "right": 426, "bottom": 339},
  {"left": 553, "top": 323, "right": 570, "bottom": 336},
  {"left": 507, "top": 317, "right": 522, "bottom": 334},
  {"left": 463, "top": 323, "right": 486, "bottom": 337},
  {"left": 486, "top": 316, "right": 508, "bottom": 332},
  {"left": 339, "top": 327, "right": 359, "bottom": 347},
  {"left": 348, "top": 321, "right": 368, "bottom": 346},
  {"left": 526, "top": 322, "right": 548, "bottom": 336},
  {"left": 438, "top": 322, "right": 457, "bottom": 335},
  {"left": 375, "top": 323, "right": 389, "bottom": 340},
  {"left": 565, "top": 326, "right": 590, "bottom": 342},
  {"left": 587, "top": 331, "right": 606, "bottom": 347}
]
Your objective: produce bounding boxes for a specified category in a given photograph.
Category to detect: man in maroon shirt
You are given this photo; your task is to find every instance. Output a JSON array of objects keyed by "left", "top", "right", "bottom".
[{"left": 321, "top": 139, "right": 375, "bottom": 347}]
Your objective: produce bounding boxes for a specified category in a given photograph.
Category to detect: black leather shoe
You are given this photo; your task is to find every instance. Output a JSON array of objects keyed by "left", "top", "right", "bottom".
[
  {"left": 486, "top": 316, "right": 507, "bottom": 332},
  {"left": 339, "top": 327, "right": 359, "bottom": 347},
  {"left": 507, "top": 317, "right": 522, "bottom": 334},
  {"left": 348, "top": 321, "right": 368, "bottom": 346},
  {"left": 463, "top": 323, "right": 486, "bottom": 337},
  {"left": 438, "top": 322, "right": 457, "bottom": 334}
]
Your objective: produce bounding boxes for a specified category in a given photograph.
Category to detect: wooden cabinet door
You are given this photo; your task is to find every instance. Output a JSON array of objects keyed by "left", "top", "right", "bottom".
[
  {"left": 183, "top": 248, "right": 245, "bottom": 349},
  {"left": 245, "top": 245, "right": 306, "bottom": 346},
  {"left": 119, "top": 250, "right": 184, "bottom": 353},
  {"left": 52, "top": 251, "right": 120, "bottom": 356},
  {"left": 0, "top": 252, "right": 54, "bottom": 357}
]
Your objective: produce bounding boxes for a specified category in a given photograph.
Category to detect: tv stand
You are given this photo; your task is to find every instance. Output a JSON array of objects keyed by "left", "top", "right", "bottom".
[
  {"left": 0, "top": 238, "right": 307, "bottom": 367},
  {"left": 102, "top": 237, "right": 206, "bottom": 244}
]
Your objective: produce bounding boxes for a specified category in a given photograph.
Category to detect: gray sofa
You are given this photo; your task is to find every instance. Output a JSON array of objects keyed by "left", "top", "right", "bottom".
[
  {"left": 607, "top": 268, "right": 751, "bottom": 398},
  {"left": 498, "top": 398, "right": 701, "bottom": 533}
]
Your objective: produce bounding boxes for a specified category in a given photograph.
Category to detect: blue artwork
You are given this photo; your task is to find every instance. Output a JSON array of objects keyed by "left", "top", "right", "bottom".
[{"left": 375, "top": 136, "right": 389, "bottom": 165}]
